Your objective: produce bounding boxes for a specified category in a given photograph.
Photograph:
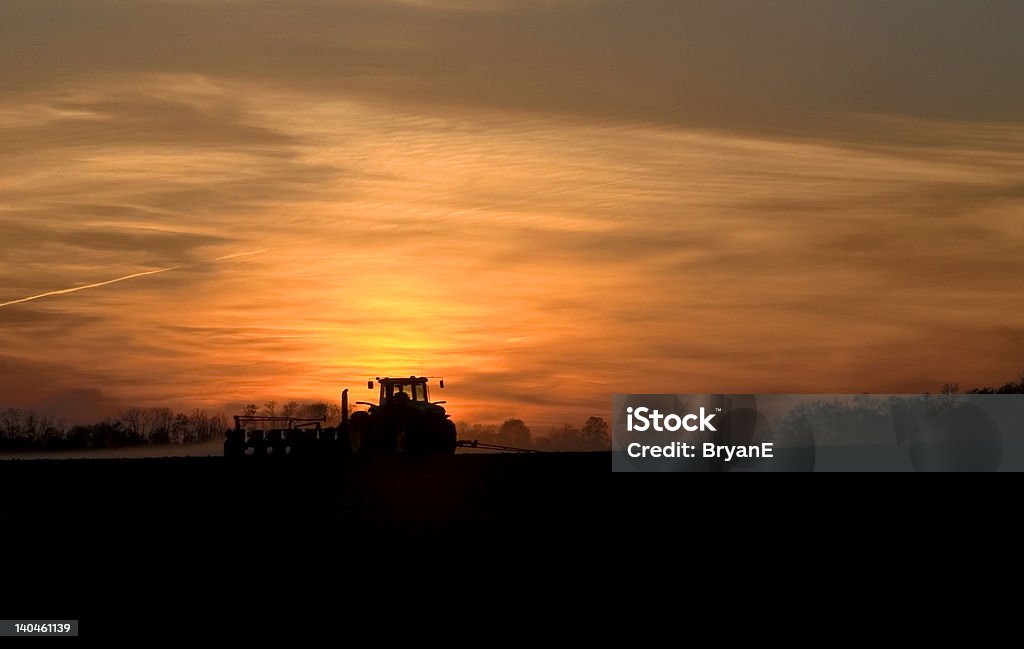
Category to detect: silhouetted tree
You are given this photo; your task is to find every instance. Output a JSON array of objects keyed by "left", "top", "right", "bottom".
[
  {"left": 242, "top": 404, "right": 258, "bottom": 417},
  {"left": 119, "top": 408, "right": 144, "bottom": 439},
  {"left": 1, "top": 408, "right": 23, "bottom": 444},
  {"left": 42, "top": 420, "right": 65, "bottom": 449},
  {"left": 188, "top": 409, "right": 214, "bottom": 443},
  {"left": 967, "top": 371, "right": 1024, "bottom": 394},
  {"left": 455, "top": 421, "right": 500, "bottom": 445},
  {"left": 772, "top": 398, "right": 892, "bottom": 445},
  {"left": 148, "top": 408, "right": 174, "bottom": 444},
  {"left": 82, "top": 419, "right": 132, "bottom": 448},
  {"left": 498, "top": 418, "right": 531, "bottom": 447},
  {"left": 537, "top": 424, "right": 583, "bottom": 451},
  {"left": 170, "top": 413, "right": 190, "bottom": 444},
  {"left": 581, "top": 416, "right": 610, "bottom": 449},
  {"left": 327, "top": 402, "right": 343, "bottom": 423},
  {"left": 281, "top": 401, "right": 299, "bottom": 418},
  {"left": 299, "top": 402, "right": 329, "bottom": 420},
  {"left": 21, "top": 410, "right": 38, "bottom": 442},
  {"left": 64, "top": 425, "right": 87, "bottom": 448}
]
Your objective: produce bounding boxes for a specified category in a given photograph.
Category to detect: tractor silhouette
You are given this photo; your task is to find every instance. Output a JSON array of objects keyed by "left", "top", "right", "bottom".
[
  {"left": 224, "top": 375, "right": 537, "bottom": 458},
  {"left": 348, "top": 376, "right": 456, "bottom": 455},
  {"left": 224, "top": 375, "right": 456, "bottom": 457}
]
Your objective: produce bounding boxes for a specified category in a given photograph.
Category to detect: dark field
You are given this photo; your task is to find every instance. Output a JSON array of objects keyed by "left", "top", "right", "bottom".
[
  {"left": 1, "top": 453, "right": 608, "bottom": 632},
  {"left": 0, "top": 453, "right": 1012, "bottom": 634}
]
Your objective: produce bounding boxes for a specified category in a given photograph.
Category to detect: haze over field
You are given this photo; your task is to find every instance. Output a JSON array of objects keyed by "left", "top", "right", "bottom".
[{"left": 1, "top": 1, "right": 1022, "bottom": 427}]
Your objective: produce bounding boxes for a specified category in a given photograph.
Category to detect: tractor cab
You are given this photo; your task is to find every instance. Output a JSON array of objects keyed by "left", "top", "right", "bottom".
[
  {"left": 376, "top": 376, "right": 431, "bottom": 406},
  {"left": 357, "top": 376, "right": 448, "bottom": 418}
]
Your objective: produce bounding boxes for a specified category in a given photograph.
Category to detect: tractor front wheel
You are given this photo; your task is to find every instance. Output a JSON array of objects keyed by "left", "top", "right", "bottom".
[
  {"left": 349, "top": 412, "right": 371, "bottom": 454},
  {"left": 394, "top": 428, "right": 409, "bottom": 454}
]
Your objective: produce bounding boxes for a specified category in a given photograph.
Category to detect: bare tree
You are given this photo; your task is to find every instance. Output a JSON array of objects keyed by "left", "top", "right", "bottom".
[
  {"left": 171, "top": 413, "right": 190, "bottom": 444},
  {"left": 326, "top": 402, "right": 343, "bottom": 423},
  {"left": 146, "top": 408, "right": 174, "bottom": 444},
  {"left": 120, "top": 408, "right": 144, "bottom": 440},
  {"left": 281, "top": 401, "right": 299, "bottom": 418},
  {"left": 1, "top": 408, "right": 21, "bottom": 440},
  {"left": 295, "top": 402, "right": 325, "bottom": 420},
  {"left": 262, "top": 401, "right": 277, "bottom": 417},
  {"left": 23, "top": 411, "right": 39, "bottom": 440}
]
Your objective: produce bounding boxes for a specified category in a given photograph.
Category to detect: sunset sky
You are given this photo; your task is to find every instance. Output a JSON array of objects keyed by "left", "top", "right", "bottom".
[{"left": 2, "top": 1, "right": 1023, "bottom": 428}]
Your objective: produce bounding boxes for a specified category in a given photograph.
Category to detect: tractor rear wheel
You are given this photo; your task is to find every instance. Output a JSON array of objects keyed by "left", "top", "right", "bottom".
[{"left": 440, "top": 419, "right": 457, "bottom": 455}]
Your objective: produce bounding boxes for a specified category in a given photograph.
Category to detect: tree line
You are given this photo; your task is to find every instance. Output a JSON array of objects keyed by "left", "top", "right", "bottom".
[
  {"left": 0, "top": 407, "right": 227, "bottom": 452},
  {"left": 0, "top": 407, "right": 611, "bottom": 453},
  {"left": 239, "top": 400, "right": 344, "bottom": 421},
  {"left": 949, "top": 372, "right": 1024, "bottom": 395},
  {"left": 0, "top": 399, "right": 341, "bottom": 452},
  {"left": 457, "top": 416, "right": 610, "bottom": 451},
  {"left": 3, "top": 371, "right": 1018, "bottom": 452}
]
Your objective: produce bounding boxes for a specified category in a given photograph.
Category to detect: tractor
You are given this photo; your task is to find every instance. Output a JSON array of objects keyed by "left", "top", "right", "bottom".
[
  {"left": 346, "top": 376, "right": 457, "bottom": 455},
  {"left": 223, "top": 375, "right": 457, "bottom": 457}
]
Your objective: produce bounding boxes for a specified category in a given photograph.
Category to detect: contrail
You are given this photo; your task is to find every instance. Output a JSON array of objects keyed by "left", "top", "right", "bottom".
[
  {"left": 0, "top": 248, "right": 268, "bottom": 310},
  {"left": 0, "top": 266, "right": 181, "bottom": 309}
]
